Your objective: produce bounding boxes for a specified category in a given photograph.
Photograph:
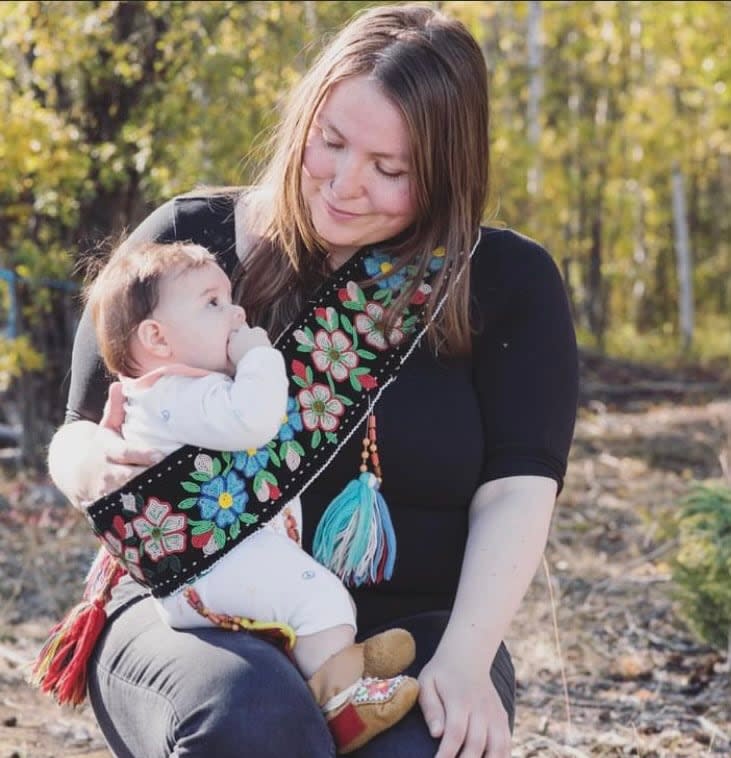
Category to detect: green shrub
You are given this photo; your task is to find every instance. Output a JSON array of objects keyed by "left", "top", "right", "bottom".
[{"left": 671, "top": 482, "right": 731, "bottom": 652}]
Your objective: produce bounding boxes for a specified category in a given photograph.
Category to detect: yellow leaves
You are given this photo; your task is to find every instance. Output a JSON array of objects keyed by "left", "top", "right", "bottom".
[
  {"left": 267, "top": 3, "right": 281, "bottom": 24},
  {"left": 0, "top": 336, "right": 45, "bottom": 380},
  {"left": 0, "top": 59, "right": 14, "bottom": 80},
  {"left": 679, "top": 90, "right": 705, "bottom": 110},
  {"left": 114, "top": 59, "right": 142, "bottom": 83}
]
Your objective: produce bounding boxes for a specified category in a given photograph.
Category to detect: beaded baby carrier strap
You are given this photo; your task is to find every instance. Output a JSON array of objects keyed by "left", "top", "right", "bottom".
[{"left": 81, "top": 240, "right": 462, "bottom": 599}]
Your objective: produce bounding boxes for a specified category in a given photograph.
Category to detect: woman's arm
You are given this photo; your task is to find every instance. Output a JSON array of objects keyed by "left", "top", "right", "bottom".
[
  {"left": 446, "top": 475, "right": 556, "bottom": 667},
  {"left": 418, "top": 232, "right": 579, "bottom": 757},
  {"left": 419, "top": 475, "right": 556, "bottom": 758}
]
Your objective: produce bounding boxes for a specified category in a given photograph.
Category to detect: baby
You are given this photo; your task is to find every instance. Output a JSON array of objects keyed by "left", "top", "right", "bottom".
[{"left": 84, "top": 240, "right": 418, "bottom": 753}]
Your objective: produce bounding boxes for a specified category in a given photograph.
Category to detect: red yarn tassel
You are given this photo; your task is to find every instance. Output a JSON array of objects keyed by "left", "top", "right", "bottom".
[{"left": 30, "top": 549, "right": 125, "bottom": 705}]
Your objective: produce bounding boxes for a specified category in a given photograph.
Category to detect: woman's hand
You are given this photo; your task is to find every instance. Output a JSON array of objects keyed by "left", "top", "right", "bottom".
[
  {"left": 85, "top": 425, "right": 163, "bottom": 502},
  {"left": 416, "top": 476, "right": 558, "bottom": 758},
  {"left": 48, "top": 420, "right": 163, "bottom": 507},
  {"left": 419, "top": 643, "right": 511, "bottom": 758}
]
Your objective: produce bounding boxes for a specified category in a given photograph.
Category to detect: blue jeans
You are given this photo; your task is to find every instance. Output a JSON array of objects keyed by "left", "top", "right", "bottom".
[{"left": 89, "top": 590, "right": 515, "bottom": 757}]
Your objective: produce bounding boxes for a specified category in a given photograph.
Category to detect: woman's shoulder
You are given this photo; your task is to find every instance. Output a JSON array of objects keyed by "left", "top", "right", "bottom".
[
  {"left": 471, "top": 225, "right": 563, "bottom": 290},
  {"left": 172, "top": 187, "right": 242, "bottom": 224},
  {"left": 122, "top": 188, "right": 242, "bottom": 249},
  {"left": 166, "top": 188, "right": 243, "bottom": 274}
]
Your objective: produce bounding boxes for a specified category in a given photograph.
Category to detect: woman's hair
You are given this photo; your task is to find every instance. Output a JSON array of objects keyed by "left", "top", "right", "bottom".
[
  {"left": 85, "top": 241, "right": 214, "bottom": 377},
  {"left": 238, "top": 3, "right": 490, "bottom": 355}
]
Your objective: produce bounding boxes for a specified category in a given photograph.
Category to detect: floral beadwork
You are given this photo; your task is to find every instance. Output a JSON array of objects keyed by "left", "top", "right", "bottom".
[
  {"left": 298, "top": 382, "right": 345, "bottom": 434},
  {"left": 197, "top": 472, "right": 248, "bottom": 529},
  {"left": 352, "top": 676, "right": 405, "bottom": 704},
  {"left": 279, "top": 397, "right": 303, "bottom": 441},
  {"left": 353, "top": 302, "right": 406, "bottom": 352},
  {"left": 99, "top": 516, "right": 145, "bottom": 582},
  {"left": 131, "top": 497, "right": 187, "bottom": 563},
  {"left": 234, "top": 448, "right": 269, "bottom": 478},
  {"left": 312, "top": 329, "right": 359, "bottom": 382},
  {"left": 175, "top": 456, "right": 261, "bottom": 557},
  {"left": 429, "top": 246, "right": 446, "bottom": 271},
  {"left": 364, "top": 250, "right": 409, "bottom": 291}
]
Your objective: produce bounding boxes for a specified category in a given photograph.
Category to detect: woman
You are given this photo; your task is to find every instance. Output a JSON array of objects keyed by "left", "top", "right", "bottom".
[{"left": 49, "top": 5, "right": 578, "bottom": 757}]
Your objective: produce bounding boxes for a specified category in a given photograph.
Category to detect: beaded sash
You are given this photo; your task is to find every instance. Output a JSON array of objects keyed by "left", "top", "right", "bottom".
[{"left": 85, "top": 242, "right": 459, "bottom": 598}]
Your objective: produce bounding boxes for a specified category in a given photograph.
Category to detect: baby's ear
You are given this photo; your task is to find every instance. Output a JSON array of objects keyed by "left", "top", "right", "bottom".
[{"left": 136, "top": 319, "right": 171, "bottom": 358}]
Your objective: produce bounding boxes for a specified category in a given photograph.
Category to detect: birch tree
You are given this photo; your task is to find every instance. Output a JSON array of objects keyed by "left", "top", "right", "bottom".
[
  {"left": 526, "top": 0, "right": 543, "bottom": 197},
  {"left": 672, "top": 162, "right": 695, "bottom": 352}
]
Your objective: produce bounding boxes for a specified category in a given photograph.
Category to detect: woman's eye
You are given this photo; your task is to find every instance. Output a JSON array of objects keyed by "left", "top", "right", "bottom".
[
  {"left": 321, "top": 132, "right": 343, "bottom": 150},
  {"left": 376, "top": 165, "right": 405, "bottom": 180}
]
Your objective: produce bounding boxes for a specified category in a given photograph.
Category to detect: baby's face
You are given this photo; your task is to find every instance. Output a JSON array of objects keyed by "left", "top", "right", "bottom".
[{"left": 153, "top": 261, "right": 245, "bottom": 374}]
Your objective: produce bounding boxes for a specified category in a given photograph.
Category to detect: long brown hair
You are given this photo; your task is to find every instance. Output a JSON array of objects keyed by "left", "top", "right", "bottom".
[{"left": 237, "top": 4, "right": 490, "bottom": 355}]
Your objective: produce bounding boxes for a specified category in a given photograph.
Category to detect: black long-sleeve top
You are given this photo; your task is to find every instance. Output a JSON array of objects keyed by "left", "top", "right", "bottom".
[{"left": 66, "top": 194, "right": 579, "bottom": 631}]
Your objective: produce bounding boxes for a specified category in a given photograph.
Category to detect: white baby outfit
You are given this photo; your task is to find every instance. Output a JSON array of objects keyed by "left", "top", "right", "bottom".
[{"left": 115, "top": 346, "right": 356, "bottom": 636}]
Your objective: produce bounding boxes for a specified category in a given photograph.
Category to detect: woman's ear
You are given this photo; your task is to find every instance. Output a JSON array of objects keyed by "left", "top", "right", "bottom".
[{"left": 136, "top": 319, "right": 172, "bottom": 358}]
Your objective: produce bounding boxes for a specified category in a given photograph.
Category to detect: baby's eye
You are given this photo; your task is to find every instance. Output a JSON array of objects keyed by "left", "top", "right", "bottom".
[{"left": 208, "top": 297, "right": 219, "bottom": 307}]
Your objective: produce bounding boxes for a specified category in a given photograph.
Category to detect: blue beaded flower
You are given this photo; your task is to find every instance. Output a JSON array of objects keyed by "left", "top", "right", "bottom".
[
  {"left": 279, "top": 396, "right": 303, "bottom": 441},
  {"left": 233, "top": 448, "right": 270, "bottom": 477},
  {"left": 198, "top": 472, "right": 248, "bottom": 528},
  {"left": 363, "top": 251, "right": 407, "bottom": 291}
]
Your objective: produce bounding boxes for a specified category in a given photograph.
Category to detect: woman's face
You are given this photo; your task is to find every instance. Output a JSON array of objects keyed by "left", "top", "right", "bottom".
[{"left": 301, "top": 76, "right": 417, "bottom": 263}]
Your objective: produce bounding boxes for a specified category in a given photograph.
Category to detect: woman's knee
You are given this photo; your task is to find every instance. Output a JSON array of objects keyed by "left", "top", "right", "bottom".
[
  {"left": 90, "top": 598, "right": 334, "bottom": 757},
  {"left": 172, "top": 631, "right": 334, "bottom": 756}
]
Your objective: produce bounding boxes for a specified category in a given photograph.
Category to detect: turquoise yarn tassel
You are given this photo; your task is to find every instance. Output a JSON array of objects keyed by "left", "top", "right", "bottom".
[{"left": 313, "top": 471, "right": 396, "bottom": 588}]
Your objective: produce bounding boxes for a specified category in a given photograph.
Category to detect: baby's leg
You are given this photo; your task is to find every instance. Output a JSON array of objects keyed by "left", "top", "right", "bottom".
[
  {"left": 290, "top": 555, "right": 419, "bottom": 754},
  {"left": 295, "top": 624, "right": 355, "bottom": 679},
  {"left": 157, "top": 528, "right": 351, "bottom": 635}
]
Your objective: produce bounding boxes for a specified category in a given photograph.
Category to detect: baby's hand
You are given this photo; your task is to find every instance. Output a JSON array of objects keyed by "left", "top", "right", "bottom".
[{"left": 227, "top": 324, "right": 272, "bottom": 365}]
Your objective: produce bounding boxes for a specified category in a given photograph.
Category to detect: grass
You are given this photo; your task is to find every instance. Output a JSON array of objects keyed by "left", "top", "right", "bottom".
[{"left": 577, "top": 314, "right": 731, "bottom": 371}]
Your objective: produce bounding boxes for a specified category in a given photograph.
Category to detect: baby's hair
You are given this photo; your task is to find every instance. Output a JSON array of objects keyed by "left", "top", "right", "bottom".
[{"left": 85, "top": 240, "right": 216, "bottom": 377}]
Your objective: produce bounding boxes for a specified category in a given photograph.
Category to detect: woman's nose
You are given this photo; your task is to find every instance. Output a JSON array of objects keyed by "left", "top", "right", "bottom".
[{"left": 330, "top": 156, "right": 363, "bottom": 200}]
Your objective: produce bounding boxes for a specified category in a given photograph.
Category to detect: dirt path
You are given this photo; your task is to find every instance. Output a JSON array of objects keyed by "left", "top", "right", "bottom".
[
  {"left": 510, "top": 397, "right": 731, "bottom": 757},
  {"left": 1, "top": 389, "right": 730, "bottom": 757}
]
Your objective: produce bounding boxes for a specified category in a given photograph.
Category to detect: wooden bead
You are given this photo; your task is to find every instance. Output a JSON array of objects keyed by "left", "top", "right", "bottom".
[
  {"left": 361, "top": 451, "right": 370, "bottom": 460},
  {"left": 359, "top": 464, "right": 368, "bottom": 473},
  {"left": 369, "top": 444, "right": 378, "bottom": 453}
]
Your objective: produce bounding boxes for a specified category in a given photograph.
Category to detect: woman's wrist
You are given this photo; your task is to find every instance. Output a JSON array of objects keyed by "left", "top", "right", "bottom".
[{"left": 438, "top": 614, "right": 503, "bottom": 668}]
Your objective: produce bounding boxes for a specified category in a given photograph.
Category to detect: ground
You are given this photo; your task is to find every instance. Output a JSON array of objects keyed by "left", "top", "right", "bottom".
[{"left": 0, "top": 353, "right": 729, "bottom": 757}]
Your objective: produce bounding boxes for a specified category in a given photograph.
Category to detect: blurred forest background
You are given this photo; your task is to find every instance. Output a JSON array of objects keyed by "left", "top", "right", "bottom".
[
  {"left": 0, "top": 0, "right": 729, "bottom": 459},
  {"left": 1, "top": 4, "right": 731, "bottom": 756}
]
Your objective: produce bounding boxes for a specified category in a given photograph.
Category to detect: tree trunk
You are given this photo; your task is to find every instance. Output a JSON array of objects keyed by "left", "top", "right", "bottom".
[
  {"left": 672, "top": 162, "right": 695, "bottom": 353},
  {"left": 587, "top": 213, "right": 606, "bottom": 349},
  {"left": 526, "top": 1, "right": 543, "bottom": 197}
]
